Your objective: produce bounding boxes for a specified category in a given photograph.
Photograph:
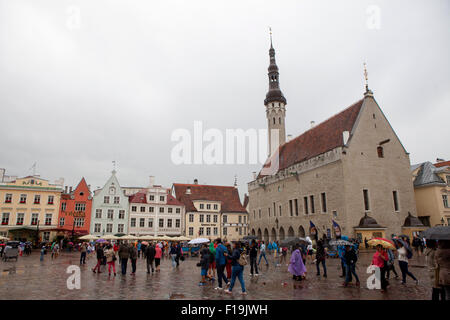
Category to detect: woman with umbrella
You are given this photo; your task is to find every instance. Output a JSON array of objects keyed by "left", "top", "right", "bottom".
[
  {"left": 397, "top": 240, "right": 418, "bottom": 285},
  {"left": 371, "top": 244, "right": 389, "bottom": 292},
  {"left": 288, "top": 243, "right": 307, "bottom": 281}
]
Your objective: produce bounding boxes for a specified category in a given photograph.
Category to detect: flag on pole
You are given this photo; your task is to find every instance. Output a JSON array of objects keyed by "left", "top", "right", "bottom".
[
  {"left": 332, "top": 220, "right": 342, "bottom": 239},
  {"left": 309, "top": 221, "right": 317, "bottom": 240}
]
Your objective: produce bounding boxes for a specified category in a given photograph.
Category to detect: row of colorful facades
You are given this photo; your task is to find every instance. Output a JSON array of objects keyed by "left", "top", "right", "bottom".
[{"left": 0, "top": 170, "right": 249, "bottom": 243}]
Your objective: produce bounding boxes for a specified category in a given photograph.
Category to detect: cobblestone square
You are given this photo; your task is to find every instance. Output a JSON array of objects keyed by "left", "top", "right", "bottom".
[{"left": 0, "top": 250, "right": 431, "bottom": 300}]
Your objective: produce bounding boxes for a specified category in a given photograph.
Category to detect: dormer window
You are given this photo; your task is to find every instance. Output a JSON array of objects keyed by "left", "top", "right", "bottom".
[
  {"left": 186, "top": 187, "right": 191, "bottom": 194},
  {"left": 377, "top": 146, "right": 384, "bottom": 158}
]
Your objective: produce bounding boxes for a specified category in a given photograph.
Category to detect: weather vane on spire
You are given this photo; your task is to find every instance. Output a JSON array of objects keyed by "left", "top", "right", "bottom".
[
  {"left": 363, "top": 62, "right": 369, "bottom": 92},
  {"left": 112, "top": 160, "right": 116, "bottom": 173},
  {"left": 269, "top": 26, "right": 273, "bottom": 47}
]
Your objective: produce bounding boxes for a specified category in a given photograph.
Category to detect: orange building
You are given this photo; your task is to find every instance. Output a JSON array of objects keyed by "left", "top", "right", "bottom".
[{"left": 56, "top": 178, "right": 92, "bottom": 239}]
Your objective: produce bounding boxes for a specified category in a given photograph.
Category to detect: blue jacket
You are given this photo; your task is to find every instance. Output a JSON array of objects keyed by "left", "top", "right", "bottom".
[{"left": 215, "top": 244, "right": 228, "bottom": 266}]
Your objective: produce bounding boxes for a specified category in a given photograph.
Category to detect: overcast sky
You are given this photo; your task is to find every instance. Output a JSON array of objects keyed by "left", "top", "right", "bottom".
[{"left": 0, "top": 0, "right": 449, "bottom": 198}]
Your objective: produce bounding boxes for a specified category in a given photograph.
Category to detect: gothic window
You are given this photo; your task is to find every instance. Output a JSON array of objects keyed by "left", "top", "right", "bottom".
[
  {"left": 377, "top": 146, "right": 384, "bottom": 158},
  {"left": 279, "top": 117, "right": 281, "bottom": 124},
  {"left": 273, "top": 117, "right": 275, "bottom": 125}
]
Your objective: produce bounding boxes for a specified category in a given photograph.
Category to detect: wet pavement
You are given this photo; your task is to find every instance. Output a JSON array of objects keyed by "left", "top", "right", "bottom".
[{"left": 0, "top": 250, "right": 432, "bottom": 300}]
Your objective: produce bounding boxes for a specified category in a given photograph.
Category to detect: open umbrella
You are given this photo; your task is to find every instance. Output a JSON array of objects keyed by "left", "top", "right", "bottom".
[
  {"left": 368, "top": 237, "right": 396, "bottom": 250},
  {"left": 118, "top": 235, "right": 139, "bottom": 241},
  {"left": 280, "top": 237, "right": 308, "bottom": 247},
  {"left": 141, "top": 241, "right": 149, "bottom": 245},
  {"left": 243, "top": 235, "right": 258, "bottom": 241},
  {"left": 102, "top": 235, "right": 118, "bottom": 240},
  {"left": 329, "top": 239, "right": 353, "bottom": 246},
  {"left": 79, "top": 234, "right": 99, "bottom": 241},
  {"left": 176, "top": 236, "right": 191, "bottom": 241},
  {"left": 188, "top": 238, "right": 210, "bottom": 245},
  {"left": 0, "top": 236, "right": 9, "bottom": 241},
  {"left": 95, "top": 238, "right": 107, "bottom": 243},
  {"left": 420, "top": 226, "right": 450, "bottom": 240}
]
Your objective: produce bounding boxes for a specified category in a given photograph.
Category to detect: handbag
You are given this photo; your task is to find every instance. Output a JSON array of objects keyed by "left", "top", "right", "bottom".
[
  {"left": 238, "top": 253, "right": 248, "bottom": 266},
  {"left": 180, "top": 255, "right": 185, "bottom": 261},
  {"left": 113, "top": 255, "right": 117, "bottom": 262}
]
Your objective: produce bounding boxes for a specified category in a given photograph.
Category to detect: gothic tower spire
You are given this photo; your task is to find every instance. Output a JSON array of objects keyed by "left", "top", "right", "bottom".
[{"left": 265, "top": 28, "right": 287, "bottom": 156}]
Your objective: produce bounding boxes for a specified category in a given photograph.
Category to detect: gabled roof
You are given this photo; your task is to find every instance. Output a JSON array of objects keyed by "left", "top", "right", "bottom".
[
  {"left": 412, "top": 162, "right": 446, "bottom": 187},
  {"left": 128, "top": 190, "right": 184, "bottom": 206},
  {"left": 172, "top": 183, "right": 247, "bottom": 213},
  {"left": 259, "top": 99, "right": 363, "bottom": 177}
]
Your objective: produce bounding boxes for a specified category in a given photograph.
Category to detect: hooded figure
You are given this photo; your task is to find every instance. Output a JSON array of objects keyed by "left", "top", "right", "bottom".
[{"left": 288, "top": 245, "right": 307, "bottom": 280}]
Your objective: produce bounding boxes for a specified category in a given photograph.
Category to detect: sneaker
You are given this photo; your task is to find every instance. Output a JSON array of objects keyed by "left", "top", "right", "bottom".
[
  {"left": 255, "top": 273, "right": 259, "bottom": 276},
  {"left": 356, "top": 281, "right": 360, "bottom": 287},
  {"left": 250, "top": 273, "right": 254, "bottom": 276},
  {"left": 241, "top": 291, "right": 248, "bottom": 295},
  {"left": 415, "top": 280, "right": 419, "bottom": 285},
  {"left": 224, "top": 289, "right": 232, "bottom": 294},
  {"left": 199, "top": 282, "right": 206, "bottom": 286},
  {"left": 225, "top": 282, "right": 231, "bottom": 288},
  {"left": 214, "top": 287, "right": 223, "bottom": 290},
  {"left": 323, "top": 274, "right": 327, "bottom": 278}
]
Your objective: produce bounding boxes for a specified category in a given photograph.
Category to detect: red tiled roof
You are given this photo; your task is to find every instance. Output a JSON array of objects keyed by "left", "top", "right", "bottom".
[
  {"left": 172, "top": 183, "right": 247, "bottom": 213},
  {"left": 259, "top": 99, "right": 364, "bottom": 177},
  {"left": 434, "top": 161, "right": 450, "bottom": 168}
]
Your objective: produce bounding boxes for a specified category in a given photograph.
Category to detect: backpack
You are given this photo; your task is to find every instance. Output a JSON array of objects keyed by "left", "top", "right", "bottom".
[
  {"left": 238, "top": 252, "right": 248, "bottom": 266},
  {"left": 406, "top": 248, "right": 413, "bottom": 259}
]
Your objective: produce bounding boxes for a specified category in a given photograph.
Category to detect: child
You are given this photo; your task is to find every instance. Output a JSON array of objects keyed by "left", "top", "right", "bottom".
[{"left": 198, "top": 244, "right": 210, "bottom": 286}]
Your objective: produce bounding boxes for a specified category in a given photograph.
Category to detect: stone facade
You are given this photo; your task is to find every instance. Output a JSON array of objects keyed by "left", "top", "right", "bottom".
[{"left": 248, "top": 92, "right": 417, "bottom": 241}]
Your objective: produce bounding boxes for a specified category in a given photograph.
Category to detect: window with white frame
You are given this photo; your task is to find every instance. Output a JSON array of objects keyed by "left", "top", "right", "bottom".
[
  {"left": 75, "top": 203, "right": 86, "bottom": 212},
  {"left": 140, "top": 218, "right": 145, "bottom": 227},
  {"left": 159, "top": 207, "right": 164, "bottom": 213},
  {"left": 114, "top": 196, "right": 120, "bottom": 204},
  {"left": 213, "top": 215, "right": 218, "bottom": 223},
  {"left": 206, "top": 227, "right": 211, "bottom": 235},
  {"left": 149, "top": 195, "right": 154, "bottom": 201},
  {"left": 207, "top": 204, "right": 211, "bottom": 210},
  {"left": 45, "top": 214, "right": 52, "bottom": 225},
  {"left": 223, "top": 215, "right": 227, "bottom": 223},
  {"left": 223, "top": 227, "right": 227, "bottom": 235},
  {"left": 132, "top": 206, "right": 137, "bottom": 212},
  {"left": 106, "top": 223, "right": 113, "bottom": 233},
  {"left": 168, "top": 207, "right": 173, "bottom": 213},
  {"left": 117, "top": 224, "right": 124, "bottom": 233},
  {"left": 160, "top": 196, "right": 165, "bottom": 202},
  {"left": 31, "top": 213, "right": 38, "bottom": 225},
  {"left": 206, "top": 215, "right": 211, "bottom": 223},
  {"left": 189, "top": 214, "right": 194, "bottom": 222},
  {"left": 213, "top": 227, "right": 218, "bottom": 235},
  {"left": 189, "top": 227, "right": 194, "bottom": 236},
  {"left": 59, "top": 217, "right": 65, "bottom": 226},
  {"left": 199, "top": 214, "right": 204, "bottom": 223},
  {"left": 20, "top": 194, "right": 27, "bottom": 203},
  {"left": 48, "top": 195, "right": 54, "bottom": 204},
  {"left": 167, "top": 219, "right": 172, "bottom": 228},
  {"left": 200, "top": 204, "right": 204, "bottom": 209},
  {"left": 74, "top": 217, "right": 84, "bottom": 227},
  {"left": 140, "top": 206, "right": 146, "bottom": 213},
  {"left": 95, "top": 209, "right": 102, "bottom": 219},
  {"left": 149, "top": 207, "right": 154, "bottom": 213},
  {"left": 159, "top": 219, "right": 164, "bottom": 228},
  {"left": 148, "top": 219, "right": 153, "bottom": 228},
  {"left": 130, "top": 218, "right": 136, "bottom": 227},
  {"left": 199, "top": 227, "right": 204, "bottom": 235},
  {"left": 34, "top": 195, "right": 40, "bottom": 204},
  {"left": 118, "top": 210, "right": 125, "bottom": 219},
  {"left": 104, "top": 196, "right": 110, "bottom": 204},
  {"left": 16, "top": 213, "right": 24, "bottom": 225},
  {"left": 94, "top": 223, "right": 101, "bottom": 233},
  {"left": 61, "top": 202, "right": 66, "bottom": 211},
  {"left": 176, "top": 219, "right": 180, "bottom": 228},
  {"left": 443, "top": 195, "right": 449, "bottom": 208},
  {"left": 213, "top": 204, "right": 218, "bottom": 210},
  {"left": 5, "top": 193, "right": 12, "bottom": 203},
  {"left": 176, "top": 208, "right": 180, "bottom": 213},
  {"left": 107, "top": 209, "right": 114, "bottom": 219}
]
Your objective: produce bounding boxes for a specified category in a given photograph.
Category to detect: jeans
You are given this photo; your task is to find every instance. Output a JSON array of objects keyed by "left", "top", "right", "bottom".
[
  {"left": 80, "top": 252, "right": 86, "bottom": 265},
  {"left": 258, "top": 252, "right": 268, "bottom": 265},
  {"left": 131, "top": 259, "right": 137, "bottom": 273},
  {"left": 217, "top": 264, "right": 228, "bottom": 288},
  {"left": 345, "top": 263, "right": 359, "bottom": 283},
  {"left": 386, "top": 263, "right": 398, "bottom": 279},
  {"left": 147, "top": 258, "right": 154, "bottom": 273},
  {"left": 121, "top": 258, "right": 128, "bottom": 275},
  {"left": 316, "top": 259, "right": 327, "bottom": 276},
  {"left": 250, "top": 256, "right": 258, "bottom": 275},
  {"left": 171, "top": 254, "right": 177, "bottom": 268},
  {"left": 340, "top": 260, "right": 346, "bottom": 276},
  {"left": 380, "top": 266, "right": 388, "bottom": 290},
  {"left": 229, "top": 265, "right": 246, "bottom": 293},
  {"left": 93, "top": 258, "right": 102, "bottom": 272},
  {"left": 398, "top": 261, "right": 417, "bottom": 283},
  {"left": 108, "top": 261, "right": 116, "bottom": 274}
]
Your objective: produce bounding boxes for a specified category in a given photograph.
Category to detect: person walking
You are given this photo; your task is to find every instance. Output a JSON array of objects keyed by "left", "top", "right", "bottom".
[
  {"left": 129, "top": 243, "right": 138, "bottom": 275},
  {"left": 105, "top": 244, "right": 117, "bottom": 276},
  {"left": 92, "top": 244, "right": 104, "bottom": 273},
  {"left": 249, "top": 240, "right": 259, "bottom": 276},
  {"left": 372, "top": 245, "right": 389, "bottom": 292},
  {"left": 280, "top": 246, "right": 288, "bottom": 266},
  {"left": 80, "top": 242, "right": 87, "bottom": 265},
  {"left": 338, "top": 243, "right": 346, "bottom": 278},
  {"left": 288, "top": 243, "right": 307, "bottom": 281},
  {"left": 412, "top": 235, "right": 422, "bottom": 257},
  {"left": 118, "top": 242, "right": 130, "bottom": 275},
  {"left": 146, "top": 242, "right": 156, "bottom": 273},
  {"left": 225, "top": 242, "right": 247, "bottom": 295},
  {"left": 175, "top": 242, "right": 182, "bottom": 267},
  {"left": 154, "top": 243, "right": 162, "bottom": 272},
  {"left": 198, "top": 244, "right": 210, "bottom": 285},
  {"left": 386, "top": 248, "right": 399, "bottom": 280},
  {"left": 208, "top": 242, "right": 217, "bottom": 280},
  {"left": 425, "top": 239, "right": 444, "bottom": 300},
  {"left": 397, "top": 241, "right": 418, "bottom": 285},
  {"left": 306, "top": 237, "right": 314, "bottom": 264},
  {"left": 169, "top": 243, "right": 178, "bottom": 268},
  {"left": 343, "top": 244, "right": 360, "bottom": 287},
  {"left": 315, "top": 239, "right": 327, "bottom": 278},
  {"left": 272, "top": 241, "right": 279, "bottom": 266},
  {"left": 137, "top": 241, "right": 142, "bottom": 259},
  {"left": 40, "top": 245, "right": 45, "bottom": 261},
  {"left": 225, "top": 242, "right": 232, "bottom": 279},
  {"left": 214, "top": 238, "right": 229, "bottom": 290},
  {"left": 267, "top": 241, "right": 273, "bottom": 256},
  {"left": 435, "top": 240, "right": 450, "bottom": 300},
  {"left": 258, "top": 241, "right": 269, "bottom": 266}
]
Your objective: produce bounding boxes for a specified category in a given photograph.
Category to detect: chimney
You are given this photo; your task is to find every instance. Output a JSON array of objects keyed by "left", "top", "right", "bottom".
[
  {"left": 88, "top": 184, "right": 91, "bottom": 190},
  {"left": 287, "top": 134, "right": 293, "bottom": 141},
  {"left": 193, "top": 178, "right": 198, "bottom": 185},
  {"left": 252, "top": 171, "right": 257, "bottom": 180},
  {"left": 69, "top": 186, "right": 72, "bottom": 193},
  {"left": 64, "top": 186, "right": 68, "bottom": 193},
  {"left": 149, "top": 176, "right": 155, "bottom": 186},
  {"left": 310, "top": 121, "right": 315, "bottom": 128},
  {"left": 436, "top": 158, "right": 445, "bottom": 163}
]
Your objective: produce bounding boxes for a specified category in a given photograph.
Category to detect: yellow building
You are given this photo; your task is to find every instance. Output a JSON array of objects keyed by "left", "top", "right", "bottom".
[
  {"left": 411, "top": 161, "right": 450, "bottom": 227},
  {"left": 0, "top": 175, "right": 63, "bottom": 243},
  {"left": 172, "top": 182, "right": 248, "bottom": 242}
]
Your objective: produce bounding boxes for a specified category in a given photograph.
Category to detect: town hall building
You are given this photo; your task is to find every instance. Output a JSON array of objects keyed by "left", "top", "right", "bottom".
[{"left": 247, "top": 38, "right": 419, "bottom": 242}]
